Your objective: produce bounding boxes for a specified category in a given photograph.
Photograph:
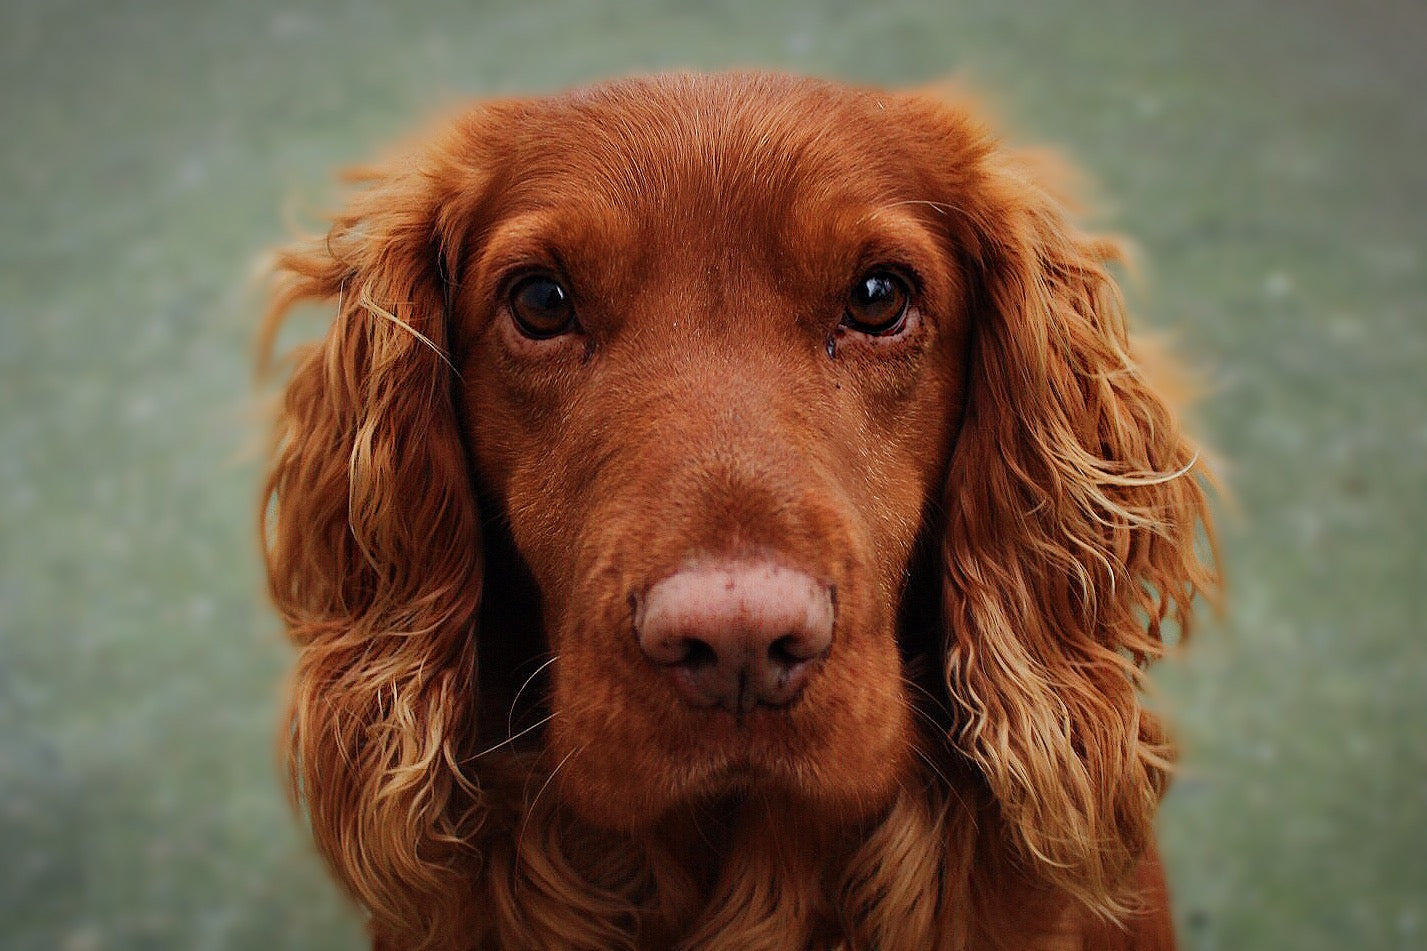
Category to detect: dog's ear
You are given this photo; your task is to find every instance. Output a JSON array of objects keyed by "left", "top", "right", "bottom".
[
  {"left": 260, "top": 117, "right": 491, "bottom": 942},
  {"left": 939, "top": 144, "right": 1217, "bottom": 917}
]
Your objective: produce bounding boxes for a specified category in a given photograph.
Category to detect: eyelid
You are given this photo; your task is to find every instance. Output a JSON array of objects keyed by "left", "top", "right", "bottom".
[{"left": 498, "top": 256, "right": 572, "bottom": 300}]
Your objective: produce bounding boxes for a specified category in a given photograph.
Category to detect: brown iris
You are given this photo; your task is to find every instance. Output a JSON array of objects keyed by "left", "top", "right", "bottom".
[
  {"left": 842, "top": 271, "right": 910, "bottom": 336},
  {"left": 510, "top": 275, "right": 576, "bottom": 338}
]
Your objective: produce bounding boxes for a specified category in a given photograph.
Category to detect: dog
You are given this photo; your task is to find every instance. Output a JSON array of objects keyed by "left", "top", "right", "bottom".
[{"left": 260, "top": 72, "right": 1216, "bottom": 949}]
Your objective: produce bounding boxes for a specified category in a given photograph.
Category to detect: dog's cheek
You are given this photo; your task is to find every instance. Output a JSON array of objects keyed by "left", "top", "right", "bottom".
[
  {"left": 814, "top": 589, "right": 918, "bottom": 812},
  {"left": 544, "top": 652, "right": 689, "bottom": 831},
  {"left": 537, "top": 575, "right": 686, "bottom": 829}
]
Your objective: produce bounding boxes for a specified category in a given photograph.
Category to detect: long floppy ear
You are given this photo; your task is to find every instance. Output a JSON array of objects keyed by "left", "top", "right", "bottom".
[
  {"left": 941, "top": 152, "right": 1217, "bottom": 917},
  {"left": 260, "top": 122, "right": 489, "bottom": 943}
]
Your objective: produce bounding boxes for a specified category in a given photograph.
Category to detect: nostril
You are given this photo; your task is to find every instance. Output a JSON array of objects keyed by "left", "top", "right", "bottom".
[
  {"left": 768, "top": 634, "right": 810, "bottom": 667},
  {"left": 679, "top": 637, "right": 719, "bottom": 671}
]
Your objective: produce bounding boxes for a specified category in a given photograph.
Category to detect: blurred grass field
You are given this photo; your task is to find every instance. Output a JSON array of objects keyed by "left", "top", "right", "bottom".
[{"left": 2, "top": 1, "right": 1423, "bottom": 948}]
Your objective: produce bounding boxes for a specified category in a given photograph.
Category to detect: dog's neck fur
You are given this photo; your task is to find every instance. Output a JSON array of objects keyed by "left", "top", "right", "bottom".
[{"left": 435, "top": 748, "right": 1087, "bottom": 950}]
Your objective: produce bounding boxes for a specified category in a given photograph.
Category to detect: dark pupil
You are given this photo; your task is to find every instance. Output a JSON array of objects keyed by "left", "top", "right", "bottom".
[
  {"left": 521, "top": 278, "right": 565, "bottom": 314},
  {"left": 856, "top": 276, "right": 896, "bottom": 307},
  {"left": 513, "top": 277, "right": 571, "bottom": 334},
  {"left": 850, "top": 274, "right": 904, "bottom": 329}
]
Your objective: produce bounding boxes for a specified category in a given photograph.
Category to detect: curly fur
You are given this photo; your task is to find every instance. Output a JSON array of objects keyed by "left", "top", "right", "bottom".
[{"left": 260, "top": 73, "right": 1215, "bottom": 950}]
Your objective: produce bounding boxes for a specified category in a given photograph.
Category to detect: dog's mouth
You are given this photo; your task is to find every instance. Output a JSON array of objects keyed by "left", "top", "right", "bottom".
[{"left": 542, "top": 626, "right": 915, "bottom": 833}]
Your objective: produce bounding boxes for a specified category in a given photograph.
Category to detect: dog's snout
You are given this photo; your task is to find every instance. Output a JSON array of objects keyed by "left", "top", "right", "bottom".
[{"left": 635, "top": 562, "right": 834, "bottom": 715}]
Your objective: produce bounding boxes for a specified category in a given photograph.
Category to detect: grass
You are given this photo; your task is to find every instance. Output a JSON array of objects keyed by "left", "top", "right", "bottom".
[{"left": 2, "top": 0, "right": 1422, "bottom": 947}]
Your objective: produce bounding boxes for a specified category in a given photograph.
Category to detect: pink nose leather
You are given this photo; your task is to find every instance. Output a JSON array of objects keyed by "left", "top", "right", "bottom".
[{"left": 634, "top": 561, "right": 834, "bottom": 715}]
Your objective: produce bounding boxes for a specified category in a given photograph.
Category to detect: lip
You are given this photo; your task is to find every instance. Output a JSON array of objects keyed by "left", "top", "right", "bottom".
[{"left": 657, "top": 702, "right": 825, "bottom": 780}]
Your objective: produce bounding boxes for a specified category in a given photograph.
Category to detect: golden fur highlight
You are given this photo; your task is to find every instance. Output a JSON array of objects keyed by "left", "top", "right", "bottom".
[
  {"left": 261, "top": 143, "right": 491, "bottom": 945},
  {"left": 942, "top": 159, "right": 1216, "bottom": 919}
]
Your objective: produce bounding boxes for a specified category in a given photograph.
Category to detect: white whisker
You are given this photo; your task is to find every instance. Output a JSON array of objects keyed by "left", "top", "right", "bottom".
[
  {"left": 508, "top": 654, "right": 560, "bottom": 738},
  {"left": 514, "top": 744, "right": 584, "bottom": 894},
  {"left": 470, "top": 711, "right": 557, "bottom": 761}
]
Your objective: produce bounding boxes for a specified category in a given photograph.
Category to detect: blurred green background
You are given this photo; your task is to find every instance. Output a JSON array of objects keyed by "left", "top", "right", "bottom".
[{"left": 2, "top": 1, "right": 1422, "bottom": 948}]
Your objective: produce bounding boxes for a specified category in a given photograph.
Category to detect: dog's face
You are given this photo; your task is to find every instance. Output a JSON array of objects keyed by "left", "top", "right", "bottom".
[
  {"left": 264, "top": 72, "right": 1215, "bottom": 942},
  {"left": 454, "top": 79, "right": 971, "bottom": 827}
]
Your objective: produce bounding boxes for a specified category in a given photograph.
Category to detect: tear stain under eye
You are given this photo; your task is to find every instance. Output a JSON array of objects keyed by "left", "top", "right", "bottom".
[{"left": 825, "top": 334, "right": 837, "bottom": 359}]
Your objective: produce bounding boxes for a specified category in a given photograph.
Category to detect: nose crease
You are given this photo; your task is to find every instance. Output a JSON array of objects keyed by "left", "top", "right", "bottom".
[{"left": 634, "top": 560, "right": 834, "bottom": 714}]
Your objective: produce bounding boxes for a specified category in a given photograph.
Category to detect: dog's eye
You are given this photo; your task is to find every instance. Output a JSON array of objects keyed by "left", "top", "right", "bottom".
[
  {"left": 843, "top": 272, "right": 910, "bottom": 336},
  {"left": 509, "top": 275, "right": 576, "bottom": 338}
]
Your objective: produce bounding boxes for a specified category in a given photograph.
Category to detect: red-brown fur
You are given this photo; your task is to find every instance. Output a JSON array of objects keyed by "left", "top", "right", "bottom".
[{"left": 260, "top": 72, "right": 1216, "bottom": 949}]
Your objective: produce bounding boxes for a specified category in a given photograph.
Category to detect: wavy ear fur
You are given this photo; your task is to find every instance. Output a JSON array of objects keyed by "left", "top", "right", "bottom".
[
  {"left": 260, "top": 125, "right": 488, "bottom": 945},
  {"left": 942, "top": 153, "right": 1217, "bottom": 918}
]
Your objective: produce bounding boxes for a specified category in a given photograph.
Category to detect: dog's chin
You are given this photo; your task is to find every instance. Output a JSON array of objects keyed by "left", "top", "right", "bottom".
[{"left": 551, "top": 707, "right": 911, "bottom": 834}]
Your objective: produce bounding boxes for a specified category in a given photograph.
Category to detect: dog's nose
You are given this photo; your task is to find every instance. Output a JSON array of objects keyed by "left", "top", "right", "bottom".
[{"left": 634, "top": 562, "right": 834, "bottom": 715}]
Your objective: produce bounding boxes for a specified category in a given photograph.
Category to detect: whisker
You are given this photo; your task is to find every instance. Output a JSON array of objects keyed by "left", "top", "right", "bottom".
[
  {"left": 901, "top": 674, "right": 953, "bottom": 723},
  {"left": 528, "top": 744, "right": 581, "bottom": 818},
  {"left": 909, "top": 741, "right": 953, "bottom": 791},
  {"left": 858, "top": 198, "right": 969, "bottom": 227},
  {"left": 883, "top": 198, "right": 956, "bottom": 216},
  {"left": 514, "top": 744, "right": 584, "bottom": 896},
  {"left": 508, "top": 653, "right": 560, "bottom": 739},
  {"left": 469, "top": 711, "right": 557, "bottom": 762}
]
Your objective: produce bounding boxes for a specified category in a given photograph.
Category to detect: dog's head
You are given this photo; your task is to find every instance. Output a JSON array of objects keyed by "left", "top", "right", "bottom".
[{"left": 263, "top": 73, "right": 1214, "bottom": 942}]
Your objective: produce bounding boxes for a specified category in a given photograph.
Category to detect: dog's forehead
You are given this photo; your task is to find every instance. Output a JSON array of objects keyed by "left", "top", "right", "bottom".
[
  {"left": 490, "top": 73, "right": 943, "bottom": 224},
  {"left": 460, "top": 73, "right": 973, "bottom": 314}
]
